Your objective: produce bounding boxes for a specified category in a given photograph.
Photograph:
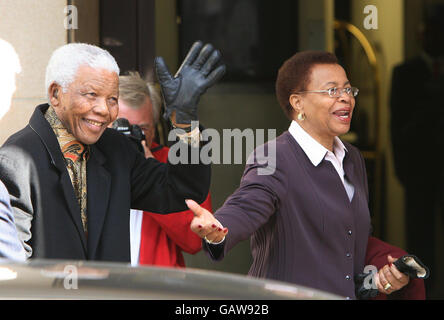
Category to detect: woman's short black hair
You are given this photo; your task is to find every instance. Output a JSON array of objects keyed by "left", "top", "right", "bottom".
[{"left": 275, "top": 51, "right": 338, "bottom": 119}]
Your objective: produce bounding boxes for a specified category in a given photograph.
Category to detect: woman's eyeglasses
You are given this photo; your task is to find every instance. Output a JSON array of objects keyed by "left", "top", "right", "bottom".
[{"left": 295, "top": 87, "right": 359, "bottom": 98}]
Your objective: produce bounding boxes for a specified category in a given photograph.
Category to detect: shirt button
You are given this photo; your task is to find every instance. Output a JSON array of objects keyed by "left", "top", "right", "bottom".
[
  {"left": 346, "top": 253, "right": 351, "bottom": 258},
  {"left": 348, "top": 230, "right": 352, "bottom": 235},
  {"left": 345, "top": 275, "right": 351, "bottom": 280}
]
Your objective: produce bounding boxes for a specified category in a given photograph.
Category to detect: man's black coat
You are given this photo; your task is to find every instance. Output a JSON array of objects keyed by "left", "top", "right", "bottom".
[{"left": 0, "top": 104, "right": 210, "bottom": 262}]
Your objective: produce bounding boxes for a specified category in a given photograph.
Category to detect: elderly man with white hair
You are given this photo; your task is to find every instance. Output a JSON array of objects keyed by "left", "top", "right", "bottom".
[{"left": 0, "top": 41, "right": 225, "bottom": 261}]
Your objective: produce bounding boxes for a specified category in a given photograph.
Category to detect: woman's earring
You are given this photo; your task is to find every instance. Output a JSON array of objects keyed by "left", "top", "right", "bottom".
[{"left": 297, "top": 112, "right": 305, "bottom": 121}]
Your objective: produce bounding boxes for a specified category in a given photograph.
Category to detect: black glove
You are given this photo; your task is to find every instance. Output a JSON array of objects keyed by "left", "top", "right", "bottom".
[
  {"left": 393, "top": 254, "right": 430, "bottom": 279},
  {"left": 155, "top": 41, "right": 226, "bottom": 125}
]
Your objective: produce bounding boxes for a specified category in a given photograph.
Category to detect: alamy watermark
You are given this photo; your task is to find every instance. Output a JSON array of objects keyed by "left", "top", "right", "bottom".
[
  {"left": 64, "top": 5, "right": 78, "bottom": 30},
  {"left": 63, "top": 265, "right": 78, "bottom": 289},
  {"left": 168, "top": 121, "right": 277, "bottom": 176},
  {"left": 362, "top": 265, "right": 378, "bottom": 290},
  {"left": 363, "top": 5, "right": 378, "bottom": 30},
  {"left": 65, "top": 4, "right": 378, "bottom": 31}
]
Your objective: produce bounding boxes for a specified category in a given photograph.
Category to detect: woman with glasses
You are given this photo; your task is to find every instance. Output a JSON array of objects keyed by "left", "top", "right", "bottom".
[{"left": 186, "top": 51, "right": 425, "bottom": 299}]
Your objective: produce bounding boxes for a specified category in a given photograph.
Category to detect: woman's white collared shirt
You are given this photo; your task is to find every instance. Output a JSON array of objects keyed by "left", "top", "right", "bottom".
[{"left": 288, "top": 120, "right": 355, "bottom": 202}]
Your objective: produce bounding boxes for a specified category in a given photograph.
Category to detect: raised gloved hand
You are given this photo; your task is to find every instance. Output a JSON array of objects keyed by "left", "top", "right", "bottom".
[{"left": 155, "top": 41, "right": 226, "bottom": 125}]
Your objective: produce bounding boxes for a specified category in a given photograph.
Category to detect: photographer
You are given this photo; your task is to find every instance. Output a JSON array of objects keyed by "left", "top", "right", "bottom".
[{"left": 117, "top": 71, "right": 213, "bottom": 267}]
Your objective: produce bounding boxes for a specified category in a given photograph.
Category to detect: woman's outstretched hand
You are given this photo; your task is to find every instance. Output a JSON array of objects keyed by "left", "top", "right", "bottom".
[{"left": 186, "top": 199, "right": 228, "bottom": 244}]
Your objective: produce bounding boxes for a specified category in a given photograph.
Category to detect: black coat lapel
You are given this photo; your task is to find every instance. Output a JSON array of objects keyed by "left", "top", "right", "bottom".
[
  {"left": 86, "top": 144, "right": 111, "bottom": 259},
  {"left": 29, "top": 104, "right": 88, "bottom": 255}
]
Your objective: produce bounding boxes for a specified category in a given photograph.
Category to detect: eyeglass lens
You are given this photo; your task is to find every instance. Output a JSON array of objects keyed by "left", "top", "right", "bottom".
[{"left": 329, "top": 87, "right": 358, "bottom": 97}]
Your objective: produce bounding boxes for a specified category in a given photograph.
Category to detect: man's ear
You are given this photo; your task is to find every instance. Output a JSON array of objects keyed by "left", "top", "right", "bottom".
[
  {"left": 289, "top": 94, "right": 303, "bottom": 115},
  {"left": 49, "top": 83, "right": 61, "bottom": 107}
]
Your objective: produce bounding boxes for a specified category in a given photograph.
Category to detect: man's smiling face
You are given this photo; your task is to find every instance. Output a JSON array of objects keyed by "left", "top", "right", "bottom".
[{"left": 51, "top": 65, "right": 119, "bottom": 145}]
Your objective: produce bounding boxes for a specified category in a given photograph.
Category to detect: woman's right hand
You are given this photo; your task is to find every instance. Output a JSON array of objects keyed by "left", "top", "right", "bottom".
[
  {"left": 186, "top": 199, "right": 228, "bottom": 244},
  {"left": 374, "top": 255, "right": 410, "bottom": 295}
]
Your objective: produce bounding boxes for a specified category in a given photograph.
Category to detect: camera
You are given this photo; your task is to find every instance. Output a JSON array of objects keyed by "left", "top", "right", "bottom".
[{"left": 111, "top": 118, "right": 145, "bottom": 154}]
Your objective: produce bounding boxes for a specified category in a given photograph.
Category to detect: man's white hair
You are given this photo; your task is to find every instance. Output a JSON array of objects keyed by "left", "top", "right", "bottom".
[{"left": 45, "top": 43, "right": 120, "bottom": 99}]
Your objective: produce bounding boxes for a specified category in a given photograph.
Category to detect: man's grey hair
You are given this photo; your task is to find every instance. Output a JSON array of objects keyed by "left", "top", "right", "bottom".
[
  {"left": 45, "top": 43, "right": 120, "bottom": 100},
  {"left": 118, "top": 71, "right": 162, "bottom": 124}
]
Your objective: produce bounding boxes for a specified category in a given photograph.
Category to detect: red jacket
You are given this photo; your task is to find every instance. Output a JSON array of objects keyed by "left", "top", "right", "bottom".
[
  {"left": 138, "top": 142, "right": 212, "bottom": 267},
  {"left": 366, "top": 236, "right": 426, "bottom": 300}
]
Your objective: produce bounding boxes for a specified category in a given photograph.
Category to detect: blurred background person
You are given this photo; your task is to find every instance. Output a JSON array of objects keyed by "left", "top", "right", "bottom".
[
  {"left": 0, "top": 39, "right": 21, "bottom": 120},
  {"left": 118, "top": 71, "right": 213, "bottom": 267},
  {"left": 390, "top": 4, "right": 444, "bottom": 298},
  {"left": 0, "top": 38, "right": 26, "bottom": 261}
]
